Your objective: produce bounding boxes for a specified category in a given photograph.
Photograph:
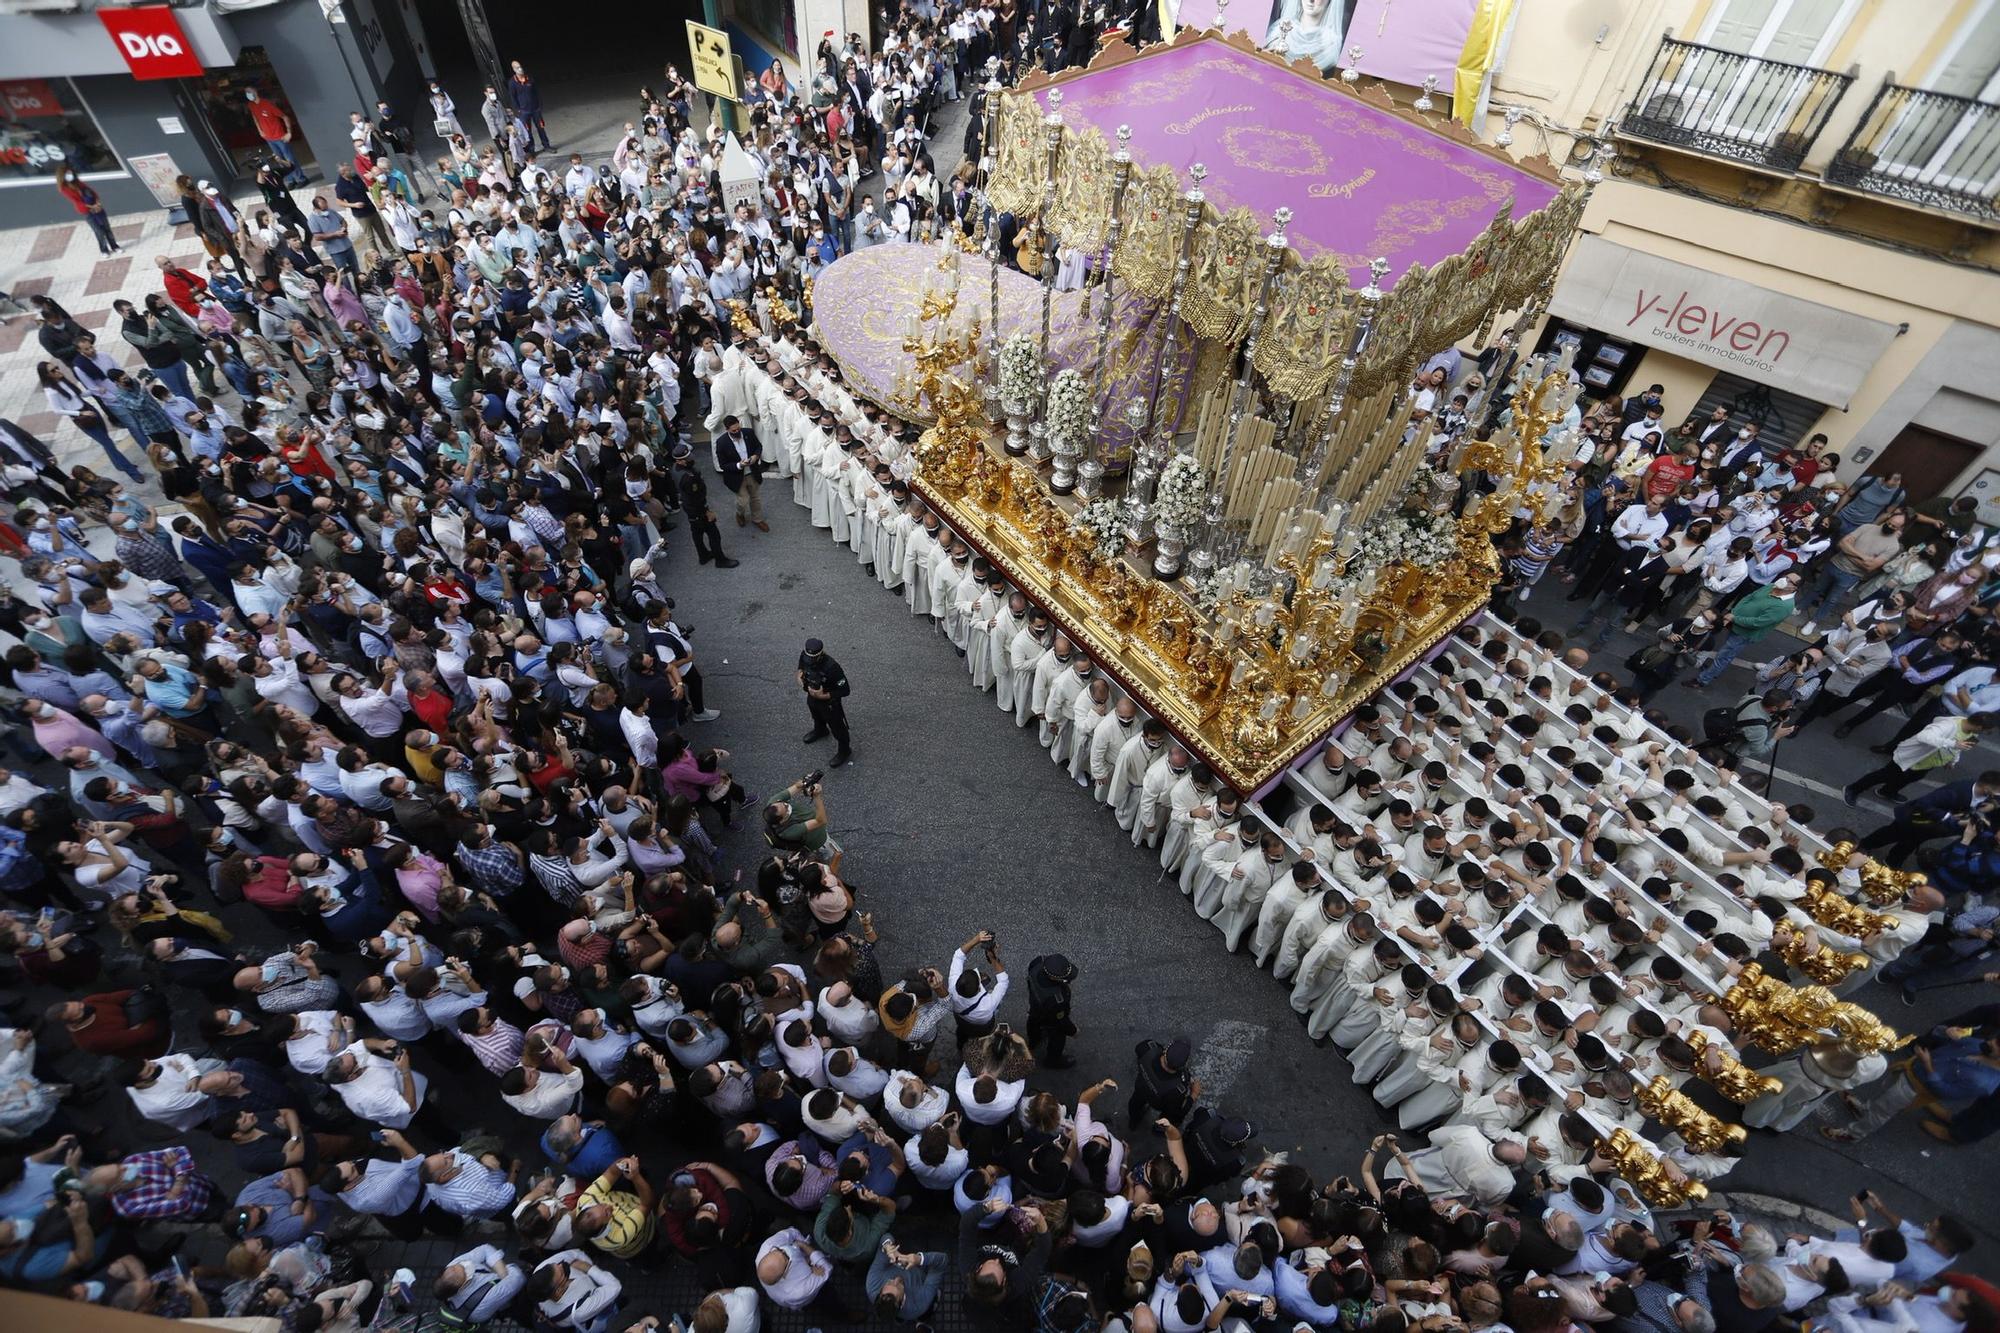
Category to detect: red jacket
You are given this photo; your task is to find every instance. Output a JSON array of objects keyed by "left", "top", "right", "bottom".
[{"left": 161, "top": 265, "right": 209, "bottom": 317}]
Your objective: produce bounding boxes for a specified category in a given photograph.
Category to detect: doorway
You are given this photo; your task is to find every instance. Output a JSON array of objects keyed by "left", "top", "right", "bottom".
[
  {"left": 1867, "top": 424, "right": 1982, "bottom": 503},
  {"left": 185, "top": 47, "right": 320, "bottom": 183}
]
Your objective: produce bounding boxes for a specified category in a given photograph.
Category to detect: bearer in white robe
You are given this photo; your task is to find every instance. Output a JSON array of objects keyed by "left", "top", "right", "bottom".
[
  {"left": 964, "top": 572, "right": 1005, "bottom": 692},
  {"left": 876, "top": 486, "right": 913, "bottom": 589},
  {"left": 1343, "top": 966, "right": 1436, "bottom": 1078},
  {"left": 1214, "top": 831, "right": 1286, "bottom": 953},
  {"left": 1251, "top": 861, "right": 1320, "bottom": 969},
  {"left": 1284, "top": 804, "right": 1340, "bottom": 864},
  {"left": 927, "top": 541, "right": 964, "bottom": 636},
  {"left": 1109, "top": 718, "right": 1165, "bottom": 832},
  {"left": 1179, "top": 791, "right": 1239, "bottom": 894},
  {"left": 1310, "top": 936, "right": 1400, "bottom": 1041},
  {"left": 801, "top": 413, "right": 836, "bottom": 526},
  {"left": 990, "top": 592, "right": 1028, "bottom": 713},
  {"left": 1089, "top": 696, "right": 1138, "bottom": 804},
  {"left": 902, "top": 516, "right": 942, "bottom": 616},
  {"left": 1030, "top": 635, "right": 1073, "bottom": 747},
  {"left": 819, "top": 424, "right": 854, "bottom": 541},
  {"left": 856, "top": 462, "right": 893, "bottom": 569},
  {"left": 1159, "top": 763, "right": 1215, "bottom": 873},
  {"left": 1287, "top": 906, "right": 1374, "bottom": 1015},
  {"left": 1045, "top": 656, "right": 1090, "bottom": 764},
  {"left": 1134, "top": 744, "right": 1190, "bottom": 850},
  {"left": 1007, "top": 614, "right": 1051, "bottom": 727},
  {"left": 703, "top": 354, "right": 754, "bottom": 442},
  {"left": 1378, "top": 1013, "right": 1479, "bottom": 1127},
  {"left": 941, "top": 550, "right": 980, "bottom": 652},
  {"left": 1069, "top": 677, "right": 1111, "bottom": 785}
]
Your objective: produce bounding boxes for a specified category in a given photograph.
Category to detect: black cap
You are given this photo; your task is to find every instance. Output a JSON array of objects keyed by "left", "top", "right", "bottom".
[
  {"left": 1163, "top": 1036, "right": 1191, "bottom": 1071},
  {"left": 1036, "top": 954, "right": 1076, "bottom": 982},
  {"left": 1218, "top": 1117, "right": 1256, "bottom": 1146},
  {"left": 804, "top": 638, "right": 824, "bottom": 654}
]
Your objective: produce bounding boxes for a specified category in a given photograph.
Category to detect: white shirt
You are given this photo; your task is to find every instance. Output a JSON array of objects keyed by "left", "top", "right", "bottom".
[{"left": 332, "top": 1041, "right": 428, "bottom": 1128}]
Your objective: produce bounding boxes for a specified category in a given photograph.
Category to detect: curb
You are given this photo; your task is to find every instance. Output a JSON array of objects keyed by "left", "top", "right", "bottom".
[{"left": 1655, "top": 1190, "right": 1847, "bottom": 1235}]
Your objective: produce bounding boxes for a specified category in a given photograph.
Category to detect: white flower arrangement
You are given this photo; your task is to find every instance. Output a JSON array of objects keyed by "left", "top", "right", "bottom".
[
  {"left": 1344, "top": 510, "right": 1462, "bottom": 577},
  {"left": 1074, "top": 497, "right": 1128, "bottom": 560},
  {"left": 1186, "top": 568, "right": 1226, "bottom": 614},
  {"left": 998, "top": 332, "right": 1042, "bottom": 407},
  {"left": 1153, "top": 454, "right": 1209, "bottom": 537},
  {"left": 1045, "top": 368, "right": 1092, "bottom": 453}
]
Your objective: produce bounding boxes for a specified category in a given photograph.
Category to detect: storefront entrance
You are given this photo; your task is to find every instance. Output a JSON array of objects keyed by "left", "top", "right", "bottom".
[
  {"left": 185, "top": 46, "right": 318, "bottom": 182},
  {"left": 1869, "top": 424, "right": 1982, "bottom": 503}
]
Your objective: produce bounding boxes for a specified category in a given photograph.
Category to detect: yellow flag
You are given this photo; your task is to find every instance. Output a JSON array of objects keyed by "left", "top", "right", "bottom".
[{"left": 1454, "top": 0, "right": 1515, "bottom": 127}]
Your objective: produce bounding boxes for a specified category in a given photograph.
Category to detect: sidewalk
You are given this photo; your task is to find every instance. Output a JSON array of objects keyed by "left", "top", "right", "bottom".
[{"left": 1, "top": 199, "right": 235, "bottom": 491}]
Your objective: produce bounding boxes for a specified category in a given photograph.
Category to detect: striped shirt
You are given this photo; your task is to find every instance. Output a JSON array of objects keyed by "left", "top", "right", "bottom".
[
  {"left": 423, "top": 1150, "right": 516, "bottom": 1218},
  {"left": 457, "top": 1018, "right": 525, "bottom": 1077},
  {"left": 577, "top": 1172, "right": 655, "bottom": 1259}
]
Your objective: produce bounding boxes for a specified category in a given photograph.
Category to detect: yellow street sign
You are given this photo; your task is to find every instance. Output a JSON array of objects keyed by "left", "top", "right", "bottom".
[{"left": 686, "top": 21, "right": 740, "bottom": 101}]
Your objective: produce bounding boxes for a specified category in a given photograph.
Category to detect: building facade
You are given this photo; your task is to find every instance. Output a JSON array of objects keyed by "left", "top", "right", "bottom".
[
  {"left": 0, "top": 0, "right": 443, "bottom": 230},
  {"left": 1480, "top": 0, "right": 2000, "bottom": 515}
]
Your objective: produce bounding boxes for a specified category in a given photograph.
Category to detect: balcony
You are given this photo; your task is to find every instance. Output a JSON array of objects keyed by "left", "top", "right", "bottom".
[
  {"left": 1825, "top": 80, "right": 2000, "bottom": 223},
  {"left": 1621, "top": 35, "right": 1855, "bottom": 174}
]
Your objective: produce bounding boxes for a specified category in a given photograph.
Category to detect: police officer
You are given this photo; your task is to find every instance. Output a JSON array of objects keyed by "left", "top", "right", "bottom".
[
  {"left": 1128, "top": 1035, "right": 1198, "bottom": 1129},
  {"left": 1025, "top": 953, "right": 1078, "bottom": 1069},
  {"left": 797, "top": 637, "right": 852, "bottom": 767},
  {"left": 673, "top": 442, "right": 738, "bottom": 569}
]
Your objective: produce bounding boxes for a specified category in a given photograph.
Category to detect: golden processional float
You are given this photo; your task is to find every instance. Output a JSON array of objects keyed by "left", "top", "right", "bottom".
[
  {"left": 792, "top": 27, "right": 1923, "bottom": 1210},
  {"left": 813, "top": 27, "right": 1590, "bottom": 796}
]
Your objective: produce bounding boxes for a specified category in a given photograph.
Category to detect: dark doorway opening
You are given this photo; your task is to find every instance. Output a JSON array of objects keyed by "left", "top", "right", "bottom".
[{"left": 1868, "top": 424, "right": 1982, "bottom": 504}]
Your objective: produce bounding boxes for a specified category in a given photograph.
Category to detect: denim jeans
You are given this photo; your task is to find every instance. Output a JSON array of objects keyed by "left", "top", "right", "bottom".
[
  {"left": 1796, "top": 562, "right": 1861, "bottom": 623},
  {"left": 1695, "top": 630, "right": 1756, "bottom": 685}
]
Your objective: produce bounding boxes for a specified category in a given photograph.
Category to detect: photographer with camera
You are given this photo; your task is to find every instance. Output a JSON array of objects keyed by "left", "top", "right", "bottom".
[
  {"left": 798, "top": 638, "right": 853, "bottom": 768},
  {"left": 765, "top": 772, "right": 834, "bottom": 860}
]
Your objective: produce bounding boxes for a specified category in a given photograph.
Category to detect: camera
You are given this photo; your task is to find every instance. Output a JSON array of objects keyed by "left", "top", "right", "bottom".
[{"left": 800, "top": 769, "right": 824, "bottom": 795}]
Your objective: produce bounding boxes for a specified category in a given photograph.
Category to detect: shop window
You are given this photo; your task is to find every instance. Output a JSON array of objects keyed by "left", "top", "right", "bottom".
[{"left": 0, "top": 78, "right": 122, "bottom": 187}]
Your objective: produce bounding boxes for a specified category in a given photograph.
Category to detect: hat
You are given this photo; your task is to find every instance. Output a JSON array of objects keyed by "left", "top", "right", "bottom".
[
  {"left": 671, "top": 443, "right": 693, "bottom": 461},
  {"left": 1163, "top": 1036, "right": 1192, "bottom": 1071},
  {"left": 804, "top": 638, "right": 824, "bottom": 654},
  {"left": 1036, "top": 953, "right": 1076, "bottom": 982},
  {"left": 1217, "top": 1117, "right": 1256, "bottom": 1147},
  {"left": 628, "top": 558, "right": 651, "bottom": 578}
]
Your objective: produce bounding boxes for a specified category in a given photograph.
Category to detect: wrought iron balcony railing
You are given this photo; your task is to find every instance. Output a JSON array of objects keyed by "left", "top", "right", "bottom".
[
  {"left": 1621, "top": 34, "right": 1855, "bottom": 173},
  {"left": 1825, "top": 79, "right": 2000, "bottom": 223}
]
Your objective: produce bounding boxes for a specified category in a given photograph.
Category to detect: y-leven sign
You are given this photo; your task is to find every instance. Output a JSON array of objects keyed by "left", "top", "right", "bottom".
[{"left": 1549, "top": 235, "right": 1898, "bottom": 408}]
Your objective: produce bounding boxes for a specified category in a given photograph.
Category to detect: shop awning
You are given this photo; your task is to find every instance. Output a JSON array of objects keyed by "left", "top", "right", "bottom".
[{"left": 1548, "top": 234, "right": 1899, "bottom": 408}]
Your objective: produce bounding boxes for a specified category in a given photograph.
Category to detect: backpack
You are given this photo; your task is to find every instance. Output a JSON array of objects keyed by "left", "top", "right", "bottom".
[{"left": 1701, "top": 698, "right": 1761, "bottom": 747}]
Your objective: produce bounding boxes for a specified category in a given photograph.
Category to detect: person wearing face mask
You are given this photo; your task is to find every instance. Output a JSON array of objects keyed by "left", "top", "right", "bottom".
[{"left": 1690, "top": 574, "right": 1798, "bottom": 689}]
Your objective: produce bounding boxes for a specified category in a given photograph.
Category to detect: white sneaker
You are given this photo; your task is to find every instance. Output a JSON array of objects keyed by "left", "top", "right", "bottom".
[
  {"left": 692, "top": 709, "right": 722, "bottom": 722},
  {"left": 1797, "top": 620, "right": 1817, "bottom": 638}
]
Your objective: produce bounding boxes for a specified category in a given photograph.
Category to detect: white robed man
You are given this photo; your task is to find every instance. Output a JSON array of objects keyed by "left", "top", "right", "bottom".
[
  {"left": 964, "top": 572, "right": 1007, "bottom": 692},
  {"left": 703, "top": 355, "right": 756, "bottom": 449},
  {"left": 1312, "top": 936, "right": 1404, "bottom": 1042},
  {"left": 800, "top": 407, "right": 837, "bottom": 526},
  {"left": 876, "top": 487, "right": 913, "bottom": 590},
  {"left": 1069, "top": 676, "right": 1112, "bottom": 786},
  {"left": 930, "top": 544, "right": 968, "bottom": 642},
  {"left": 1007, "top": 612, "right": 1052, "bottom": 727},
  {"left": 1134, "top": 743, "right": 1191, "bottom": 850},
  {"left": 1187, "top": 804, "right": 1251, "bottom": 915},
  {"left": 1251, "top": 860, "right": 1322, "bottom": 969},
  {"left": 1286, "top": 903, "right": 1375, "bottom": 1017},
  {"left": 820, "top": 425, "right": 856, "bottom": 543},
  {"left": 1379, "top": 1124, "right": 1527, "bottom": 1208},
  {"left": 1215, "top": 830, "right": 1288, "bottom": 953},
  {"left": 1045, "top": 655, "right": 1091, "bottom": 767},
  {"left": 1089, "top": 694, "right": 1139, "bottom": 803},
  {"left": 991, "top": 591, "right": 1029, "bottom": 712},
  {"left": 1109, "top": 718, "right": 1167, "bottom": 832},
  {"left": 1158, "top": 763, "right": 1216, "bottom": 873},
  {"left": 1031, "top": 634, "right": 1075, "bottom": 748},
  {"left": 903, "top": 515, "right": 944, "bottom": 617},
  {"left": 855, "top": 462, "right": 891, "bottom": 568}
]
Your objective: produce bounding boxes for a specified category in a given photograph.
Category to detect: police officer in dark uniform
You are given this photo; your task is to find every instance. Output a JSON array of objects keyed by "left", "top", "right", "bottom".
[
  {"left": 1024, "top": 953, "right": 1078, "bottom": 1068},
  {"left": 673, "top": 442, "right": 739, "bottom": 568},
  {"left": 1129, "top": 1035, "right": 1198, "bottom": 1129},
  {"left": 797, "top": 637, "right": 852, "bottom": 767}
]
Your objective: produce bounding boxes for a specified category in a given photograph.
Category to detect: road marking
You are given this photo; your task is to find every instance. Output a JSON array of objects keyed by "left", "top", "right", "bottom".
[{"left": 1188, "top": 1019, "right": 1266, "bottom": 1102}]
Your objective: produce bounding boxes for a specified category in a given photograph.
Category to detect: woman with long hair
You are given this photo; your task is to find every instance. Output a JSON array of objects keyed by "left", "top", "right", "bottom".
[{"left": 54, "top": 164, "right": 119, "bottom": 255}]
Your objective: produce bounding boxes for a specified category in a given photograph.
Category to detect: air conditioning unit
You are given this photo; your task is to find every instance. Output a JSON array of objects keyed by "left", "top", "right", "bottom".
[
  {"left": 0, "top": 0, "right": 87, "bottom": 14},
  {"left": 1641, "top": 93, "right": 1688, "bottom": 124}
]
